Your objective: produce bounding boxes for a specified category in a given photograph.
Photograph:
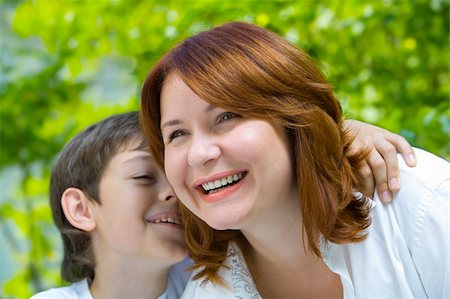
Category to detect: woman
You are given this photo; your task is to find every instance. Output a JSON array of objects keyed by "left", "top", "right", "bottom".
[{"left": 141, "top": 22, "right": 449, "bottom": 298}]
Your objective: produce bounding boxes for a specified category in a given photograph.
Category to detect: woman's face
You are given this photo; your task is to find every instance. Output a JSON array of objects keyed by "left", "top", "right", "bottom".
[{"left": 160, "top": 73, "right": 297, "bottom": 230}]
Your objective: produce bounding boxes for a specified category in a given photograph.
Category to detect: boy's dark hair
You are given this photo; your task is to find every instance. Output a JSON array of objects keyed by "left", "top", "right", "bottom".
[{"left": 50, "top": 111, "right": 147, "bottom": 282}]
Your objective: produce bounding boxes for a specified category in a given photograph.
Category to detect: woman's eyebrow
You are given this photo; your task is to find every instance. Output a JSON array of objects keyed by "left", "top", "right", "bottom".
[
  {"left": 161, "top": 104, "right": 218, "bottom": 130},
  {"left": 205, "top": 103, "right": 216, "bottom": 113},
  {"left": 161, "top": 119, "right": 182, "bottom": 130}
]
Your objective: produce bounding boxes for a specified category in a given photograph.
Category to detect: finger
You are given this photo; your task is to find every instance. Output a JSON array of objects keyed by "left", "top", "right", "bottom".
[
  {"left": 374, "top": 140, "right": 401, "bottom": 192},
  {"left": 358, "top": 160, "right": 375, "bottom": 199},
  {"left": 385, "top": 133, "right": 417, "bottom": 167},
  {"left": 366, "top": 149, "right": 392, "bottom": 203}
]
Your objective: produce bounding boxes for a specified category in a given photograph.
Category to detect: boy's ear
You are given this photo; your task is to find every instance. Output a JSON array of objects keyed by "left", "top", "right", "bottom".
[{"left": 61, "top": 187, "right": 96, "bottom": 232}]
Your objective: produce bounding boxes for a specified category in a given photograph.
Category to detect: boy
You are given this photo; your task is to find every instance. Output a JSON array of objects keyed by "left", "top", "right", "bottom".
[{"left": 31, "top": 112, "right": 191, "bottom": 299}]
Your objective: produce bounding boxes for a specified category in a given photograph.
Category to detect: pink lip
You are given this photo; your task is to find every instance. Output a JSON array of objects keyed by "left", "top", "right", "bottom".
[{"left": 192, "top": 169, "right": 247, "bottom": 187}]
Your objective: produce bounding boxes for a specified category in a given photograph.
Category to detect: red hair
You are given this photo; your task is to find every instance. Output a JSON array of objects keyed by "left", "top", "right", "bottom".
[{"left": 140, "top": 22, "right": 370, "bottom": 285}]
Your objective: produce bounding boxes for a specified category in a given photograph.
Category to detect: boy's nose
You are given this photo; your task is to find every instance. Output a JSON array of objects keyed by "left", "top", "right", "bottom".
[
  {"left": 163, "top": 193, "right": 176, "bottom": 201},
  {"left": 159, "top": 177, "right": 177, "bottom": 202}
]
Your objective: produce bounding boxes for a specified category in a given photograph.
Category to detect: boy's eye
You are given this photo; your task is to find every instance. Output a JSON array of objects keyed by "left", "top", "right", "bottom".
[
  {"left": 133, "top": 174, "right": 155, "bottom": 183},
  {"left": 216, "top": 112, "right": 240, "bottom": 124}
]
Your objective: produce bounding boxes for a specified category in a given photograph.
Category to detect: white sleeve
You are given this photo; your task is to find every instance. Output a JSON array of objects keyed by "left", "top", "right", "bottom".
[
  {"left": 393, "top": 148, "right": 450, "bottom": 299},
  {"left": 414, "top": 177, "right": 450, "bottom": 299}
]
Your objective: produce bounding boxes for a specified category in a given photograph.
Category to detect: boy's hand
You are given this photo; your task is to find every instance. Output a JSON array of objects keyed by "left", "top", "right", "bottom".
[{"left": 344, "top": 120, "right": 417, "bottom": 202}]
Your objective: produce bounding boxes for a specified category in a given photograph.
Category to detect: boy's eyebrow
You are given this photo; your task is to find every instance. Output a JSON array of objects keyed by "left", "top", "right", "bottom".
[{"left": 124, "top": 153, "right": 153, "bottom": 164}]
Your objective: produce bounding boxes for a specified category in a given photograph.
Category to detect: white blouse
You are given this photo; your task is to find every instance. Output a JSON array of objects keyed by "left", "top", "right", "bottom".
[{"left": 181, "top": 148, "right": 450, "bottom": 299}]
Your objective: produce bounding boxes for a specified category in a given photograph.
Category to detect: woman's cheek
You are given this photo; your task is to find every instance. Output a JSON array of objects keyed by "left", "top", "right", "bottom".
[
  {"left": 165, "top": 148, "right": 189, "bottom": 197},
  {"left": 164, "top": 150, "right": 179, "bottom": 190}
]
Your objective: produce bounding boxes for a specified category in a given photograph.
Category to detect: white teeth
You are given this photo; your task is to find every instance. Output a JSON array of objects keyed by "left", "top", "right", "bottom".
[
  {"left": 166, "top": 217, "right": 179, "bottom": 224},
  {"left": 201, "top": 172, "right": 245, "bottom": 192},
  {"left": 150, "top": 217, "right": 181, "bottom": 225}
]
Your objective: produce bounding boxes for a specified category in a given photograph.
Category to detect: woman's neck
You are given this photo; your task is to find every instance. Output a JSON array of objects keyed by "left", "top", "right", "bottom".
[
  {"left": 246, "top": 247, "right": 342, "bottom": 298},
  {"left": 90, "top": 255, "right": 170, "bottom": 299},
  {"left": 241, "top": 190, "right": 305, "bottom": 266},
  {"left": 241, "top": 193, "right": 342, "bottom": 298}
]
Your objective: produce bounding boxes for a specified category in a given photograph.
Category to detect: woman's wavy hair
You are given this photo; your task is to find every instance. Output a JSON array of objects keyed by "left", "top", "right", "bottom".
[
  {"left": 50, "top": 111, "right": 147, "bottom": 282},
  {"left": 140, "top": 21, "right": 371, "bottom": 285}
]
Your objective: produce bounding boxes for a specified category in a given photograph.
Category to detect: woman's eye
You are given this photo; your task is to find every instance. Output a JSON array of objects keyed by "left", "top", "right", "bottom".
[
  {"left": 168, "top": 130, "right": 186, "bottom": 142},
  {"left": 216, "top": 112, "right": 240, "bottom": 124}
]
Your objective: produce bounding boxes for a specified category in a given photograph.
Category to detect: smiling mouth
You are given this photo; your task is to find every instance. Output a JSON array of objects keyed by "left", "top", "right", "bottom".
[
  {"left": 200, "top": 171, "right": 247, "bottom": 194},
  {"left": 147, "top": 217, "right": 182, "bottom": 226}
]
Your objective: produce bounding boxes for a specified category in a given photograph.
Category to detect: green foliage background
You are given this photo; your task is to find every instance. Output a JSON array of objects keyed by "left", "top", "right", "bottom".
[{"left": 0, "top": 0, "right": 448, "bottom": 298}]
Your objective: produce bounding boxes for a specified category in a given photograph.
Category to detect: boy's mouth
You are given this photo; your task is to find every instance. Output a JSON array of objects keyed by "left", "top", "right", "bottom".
[
  {"left": 148, "top": 217, "right": 182, "bottom": 225},
  {"left": 146, "top": 212, "right": 183, "bottom": 227}
]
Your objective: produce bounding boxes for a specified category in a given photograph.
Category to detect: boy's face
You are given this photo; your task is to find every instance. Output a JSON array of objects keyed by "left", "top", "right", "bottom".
[{"left": 90, "top": 139, "right": 186, "bottom": 264}]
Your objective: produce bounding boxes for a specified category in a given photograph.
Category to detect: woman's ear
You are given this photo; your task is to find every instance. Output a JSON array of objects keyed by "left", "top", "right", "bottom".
[{"left": 61, "top": 187, "right": 96, "bottom": 232}]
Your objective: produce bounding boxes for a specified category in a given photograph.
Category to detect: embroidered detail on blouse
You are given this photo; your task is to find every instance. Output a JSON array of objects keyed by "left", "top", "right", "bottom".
[{"left": 229, "top": 244, "right": 262, "bottom": 299}]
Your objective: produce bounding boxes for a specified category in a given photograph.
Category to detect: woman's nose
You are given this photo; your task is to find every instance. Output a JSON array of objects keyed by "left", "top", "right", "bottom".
[{"left": 187, "top": 134, "right": 221, "bottom": 167}]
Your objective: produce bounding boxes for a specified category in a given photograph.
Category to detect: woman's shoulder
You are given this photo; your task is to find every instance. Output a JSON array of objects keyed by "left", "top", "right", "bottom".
[
  {"left": 398, "top": 147, "right": 449, "bottom": 191},
  {"left": 386, "top": 147, "right": 449, "bottom": 235},
  {"left": 322, "top": 149, "right": 449, "bottom": 298},
  {"left": 29, "top": 279, "right": 92, "bottom": 299},
  {"left": 386, "top": 147, "right": 449, "bottom": 298},
  {"left": 382, "top": 147, "right": 449, "bottom": 229},
  {"left": 388, "top": 148, "right": 449, "bottom": 233}
]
